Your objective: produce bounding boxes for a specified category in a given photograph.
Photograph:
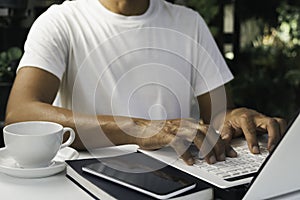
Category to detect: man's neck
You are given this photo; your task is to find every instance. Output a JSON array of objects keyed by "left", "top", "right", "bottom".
[{"left": 98, "top": 0, "right": 150, "bottom": 16}]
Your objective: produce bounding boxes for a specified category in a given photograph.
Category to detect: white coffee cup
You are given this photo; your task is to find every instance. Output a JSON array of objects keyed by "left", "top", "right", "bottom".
[{"left": 3, "top": 121, "right": 75, "bottom": 168}]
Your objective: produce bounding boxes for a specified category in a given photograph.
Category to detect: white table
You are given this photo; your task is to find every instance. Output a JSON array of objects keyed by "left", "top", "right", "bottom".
[
  {"left": 0, "top": 149, "right": 96, "bottom": 200},
  {"left": 0, "top": 171, "right": 93, "bottom": 200},
  {"left": 0, "top": 145, "right": 138, "bottom": 200},
  {"left": 0, "top": 145, "right": 202, "bottom": 200}
]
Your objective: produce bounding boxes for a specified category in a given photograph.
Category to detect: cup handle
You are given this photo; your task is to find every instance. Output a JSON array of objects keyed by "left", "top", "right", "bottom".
[{"left": 60, "top": 127, "right": 76, "bottom": 149}]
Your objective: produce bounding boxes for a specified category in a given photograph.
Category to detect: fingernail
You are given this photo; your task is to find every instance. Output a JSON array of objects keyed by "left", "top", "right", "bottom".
[
  {"left": 269, "top": 144, "right": 275, "bottom": 152},
  {"left": 188, "top": 158, "right": 194, "bottom": 165},
  {"left": 209, "top": 155, "right": 216, "bottom": 164},
  {"left": 221, "top": 134, "right": 229, "bottom": 140},
  {"left": 252, "top": 146, "right": 260, "bottom": 154},
  {"left": 219, "top": 153, "right": 226, "bottom": 161},
  {"left": 230, "top": 149, "right": 237, "bottom": 157}
]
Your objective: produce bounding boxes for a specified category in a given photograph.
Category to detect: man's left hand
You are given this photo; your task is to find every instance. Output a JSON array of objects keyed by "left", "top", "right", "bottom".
[{"left": 217, "top": 108, "right": 287, "bottom": 154}]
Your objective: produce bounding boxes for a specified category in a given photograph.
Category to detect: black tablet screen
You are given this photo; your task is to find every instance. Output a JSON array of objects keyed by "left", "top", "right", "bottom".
[{"left": 82, "top": 153, "right": 196, "bottom": 199}]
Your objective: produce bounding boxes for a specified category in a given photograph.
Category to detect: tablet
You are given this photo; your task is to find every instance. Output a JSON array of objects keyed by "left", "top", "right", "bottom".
[{"left": 82, "top": 153, "right": 196, "bottom": 199}]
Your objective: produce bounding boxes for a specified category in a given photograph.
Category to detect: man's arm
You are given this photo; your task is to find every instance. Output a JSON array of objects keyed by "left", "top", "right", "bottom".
[
  {"left": 5, "top": 67, "right": 138, "bottom": 149},
  {"left": 197, "top": 84, "right": 234, "bottom": 124},
  {"left": 6, "top": 67, "right": 233, "bottom": 165}
]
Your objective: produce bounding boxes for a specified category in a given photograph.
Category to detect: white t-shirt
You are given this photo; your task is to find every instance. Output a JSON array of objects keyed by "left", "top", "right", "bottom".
[{"left": 18, "top": 0, "right": 233, "bottom": 120}]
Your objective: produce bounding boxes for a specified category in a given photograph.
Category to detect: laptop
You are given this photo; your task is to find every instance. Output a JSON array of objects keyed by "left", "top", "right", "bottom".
[{"left": 140, "top": 112, "right": 300, "bottom": 199}]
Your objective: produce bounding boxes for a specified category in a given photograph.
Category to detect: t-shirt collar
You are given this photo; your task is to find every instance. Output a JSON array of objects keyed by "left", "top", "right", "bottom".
[{"left": 90, "top": 0, "right": 158, "bottom": 24}]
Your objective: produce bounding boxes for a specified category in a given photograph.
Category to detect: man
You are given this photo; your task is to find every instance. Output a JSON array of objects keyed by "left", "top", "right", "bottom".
[{"left": 5, "top": 0, "right": 286, "bottom": 165}]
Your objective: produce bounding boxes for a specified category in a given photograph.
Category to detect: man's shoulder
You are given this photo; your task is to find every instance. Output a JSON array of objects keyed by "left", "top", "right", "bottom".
[
  {"left": 161, "top": 0, "right": 199, "bottom": 17},
  {"left": 40, "top": 0, "right": 85, "bottom": 19},
  {"left": 32, "top": 0, "right": 90, "bottom": 30},
  {"left": 155, "top": 0, "right": 201, "bottom": 32}
]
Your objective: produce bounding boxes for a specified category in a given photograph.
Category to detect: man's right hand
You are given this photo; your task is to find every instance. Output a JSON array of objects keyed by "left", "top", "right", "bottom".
[{"left": 130, "top": 118, "right": 237, "bottom": 165}]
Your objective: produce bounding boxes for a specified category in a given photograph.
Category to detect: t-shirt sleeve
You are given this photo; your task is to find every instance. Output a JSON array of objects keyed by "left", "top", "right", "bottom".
[
  {"left": 193, "top": 13, "right": 233, "bottom": 96},
  {"left": 17, "top": 6, "right": 69, "bottom": 80}
]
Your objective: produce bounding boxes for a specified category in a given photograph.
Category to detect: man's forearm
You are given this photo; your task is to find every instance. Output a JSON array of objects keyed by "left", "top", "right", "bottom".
[{"left": 5, "top": 101, "right": 139, "bottom": 150}]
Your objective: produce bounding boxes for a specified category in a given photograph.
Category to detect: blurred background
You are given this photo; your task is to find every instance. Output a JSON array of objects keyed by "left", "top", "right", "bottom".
[
  {"left": 0, "top": 0, "right": 299, "bottom": 142},
  {"left": 180, "top": 0, "right": 300, "bottom": 121}
]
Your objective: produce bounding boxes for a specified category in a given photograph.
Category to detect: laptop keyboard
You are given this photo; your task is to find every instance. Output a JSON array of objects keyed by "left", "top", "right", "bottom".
[{"left": 193, "top": 145, "right": 269, "bottom": 181}]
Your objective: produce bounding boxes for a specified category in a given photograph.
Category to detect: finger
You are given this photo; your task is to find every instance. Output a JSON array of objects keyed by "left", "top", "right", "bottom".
[
  {"left": 199, "top": 119, "right": 205, "bottom": 125},
  {"left": 205, "top": 128, "right": 226, "bottom": 161},
  {"left": 204, "top": 151, "right": 217, "bottom": 164},
  {"left": 170, "top": 138, "right": 194, "bottom": 165},
  {"left": 225, "top": 144, "right": 237, "bottom": 157},
  {"left": 220, "top": 122, "right": 234, "bottom": 144},
  {"left": 264, "top": 118, "right": 281, "bottom": 151},
  {"left": 219, "top": 124, "right": 237, "bottom": 157},
  {"left": 180, "top": 149, "right": 195, "bottom": 165},
  {"left": 240, "top": 115, "right": 260, "bottom": 154},
  {"left": 193, "top": 133, "right": 217, "bottom": 164},
  {"left": 274, "top": 117, "right": 287, "bottom": 137}
]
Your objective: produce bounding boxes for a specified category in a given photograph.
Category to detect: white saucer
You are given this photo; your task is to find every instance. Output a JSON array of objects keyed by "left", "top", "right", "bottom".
[{"left": 0, "top": 147, "right": 79, "bottom": 178}]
